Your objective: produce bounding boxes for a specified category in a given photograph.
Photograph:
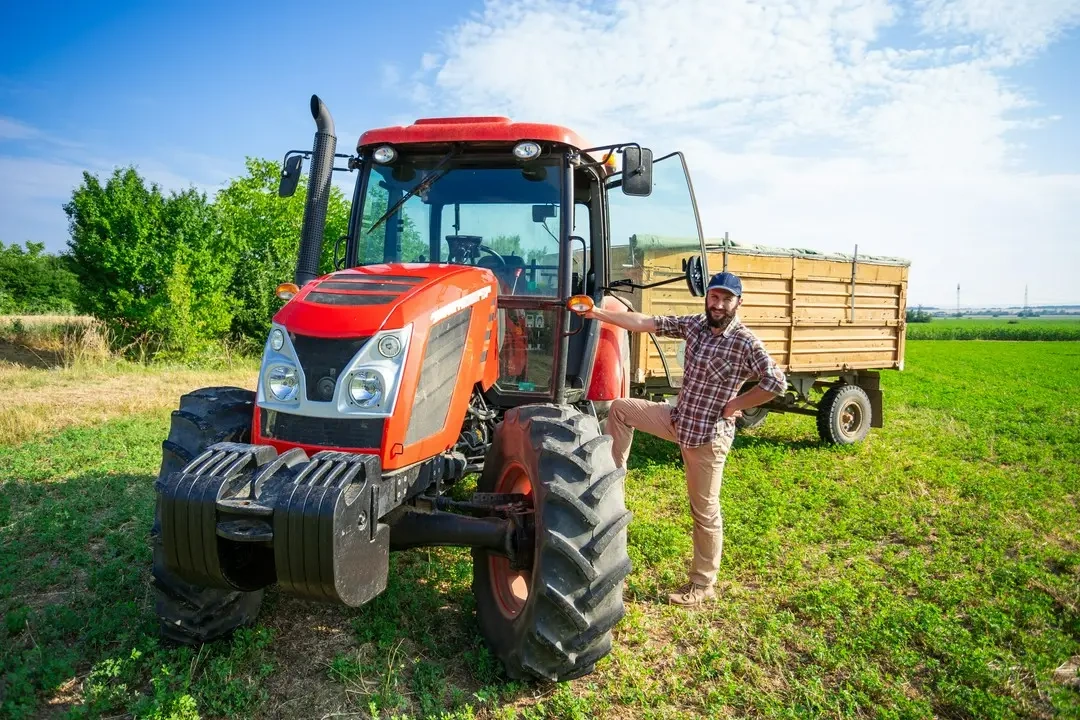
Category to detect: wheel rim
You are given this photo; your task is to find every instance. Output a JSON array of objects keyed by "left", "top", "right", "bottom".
[
  {"left": 839, "top": 400, "right": 863, "bottom": 438},
  {"left": 489, "top": 461, "right": 533, "bottom": 619}
]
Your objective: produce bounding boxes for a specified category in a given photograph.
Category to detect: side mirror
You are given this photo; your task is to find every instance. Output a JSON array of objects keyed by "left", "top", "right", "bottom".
[
  {"left": 532, "top": 204, "right": 557, "bottom": 222},
  {"left": 278, "top": 155, "right": 303, "bottom": 197},
  {"left": 621, "top": 147, "right": 653, "bottom": 196},
  {"left": 683, "top": 254, "right": 705, "bottom": 297}
]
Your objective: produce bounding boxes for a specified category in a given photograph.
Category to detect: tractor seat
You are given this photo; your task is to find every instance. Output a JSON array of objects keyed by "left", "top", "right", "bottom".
[{"left": 478, "top": 254, "right": 524, "bottom": 294}]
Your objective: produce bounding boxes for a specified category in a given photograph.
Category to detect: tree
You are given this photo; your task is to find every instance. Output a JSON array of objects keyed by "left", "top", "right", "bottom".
[
  {"left": 64, "top": 167, "right": 232, "bottom": 351},
  {"left": 0, "top": 241, "right": 81, "bottom": 313},
  {"left": 215, "top": 158, "right": 350, "bottom": 340}
]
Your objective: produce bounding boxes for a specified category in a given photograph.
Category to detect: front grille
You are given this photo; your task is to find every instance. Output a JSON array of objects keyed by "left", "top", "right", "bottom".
[
  {"left": 317, "top": 281, "right": 416, "bottom": 293},
  {"left": 289, "top": 334, "right": 370, "bottom": 402},
  {"left": 405, "top": 307, "right": 472, "bottom": 445},
  {"left": 260, "top": 408, "right": 384, "bottom": 449},
  {"left": 328, "top": 273, "right": 424, "bottom": 283},
  {"left": 305, "top": 291, "right": 397, "bottom": 306}
]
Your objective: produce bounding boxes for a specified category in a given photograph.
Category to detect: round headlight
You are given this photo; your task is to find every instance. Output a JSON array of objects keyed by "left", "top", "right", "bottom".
[
  {"left": 373, "top": 145, "right": 397, "bottom": 164},
  {"left": 349, "top": 370, "right": 383, "bottom": 407},
  {"left": 377, "top": 335, "right": 402, "bottom": 358},
  {"left": 513, "top": 141, "right": 542, "bottom": 160},
  {"left": 267, "top": 365, "right": 299, "bottom": 401},
  {"left": 270, "top": 329, "right": 285, "bottom": 351}
]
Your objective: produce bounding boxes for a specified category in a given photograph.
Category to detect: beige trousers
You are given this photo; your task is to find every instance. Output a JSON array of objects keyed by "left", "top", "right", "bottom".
[{"left": 604, "top": 398, "right": 735, "bottom": 587}]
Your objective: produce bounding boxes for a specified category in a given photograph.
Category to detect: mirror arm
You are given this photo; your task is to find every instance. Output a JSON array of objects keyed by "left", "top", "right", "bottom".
[{"left": 606, "top": 276, "right": 685, "bottom": 292}]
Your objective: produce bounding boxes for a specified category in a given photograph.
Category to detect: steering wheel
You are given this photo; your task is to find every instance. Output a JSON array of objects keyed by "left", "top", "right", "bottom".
[{"left": 478, "top": 245, "right": 506, "bottom": 267}]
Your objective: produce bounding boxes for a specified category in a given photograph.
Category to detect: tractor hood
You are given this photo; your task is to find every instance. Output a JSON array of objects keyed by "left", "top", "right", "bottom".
[{"left": 273, "top": 263, "right": 496, "bottom": 337}]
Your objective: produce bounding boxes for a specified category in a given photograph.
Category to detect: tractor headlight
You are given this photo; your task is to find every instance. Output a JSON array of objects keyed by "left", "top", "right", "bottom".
[
  {"left": 377, "top": 335, "right": 402, "bottom": 358},
  {"left": 269, "top": 328, "right": 285, "bottom": 352},
  {"left": 267, "top": 365, "right": 299, "bottom": 401},
  {"left": 373, "top": 145, "right": 397, "bottom": 164},
  {"left": 513, "top": 141, "right": 542, "bottom": 160},
  {"left": 348, "top": 370, "right": 383, "bottom": 407}
]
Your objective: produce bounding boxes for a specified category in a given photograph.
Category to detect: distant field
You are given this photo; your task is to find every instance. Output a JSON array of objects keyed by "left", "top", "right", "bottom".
[
  {"left": 907, "top": 317, "right": 1080, "bottom": 340},
  {"left": 1, "top": 341, "right": 1078, "bottom": 718}
]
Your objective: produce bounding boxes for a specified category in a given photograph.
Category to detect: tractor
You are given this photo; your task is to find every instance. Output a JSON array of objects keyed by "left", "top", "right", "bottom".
[{"left": 152, "top": 95, "right": 709, "bottom": 681}]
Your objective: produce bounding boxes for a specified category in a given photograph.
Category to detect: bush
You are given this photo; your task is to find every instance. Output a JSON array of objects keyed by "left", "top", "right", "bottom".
[
  {"left": 63, "top": 168, "right": 234, "bottom": 357},
  {"left": 0, "top": 241, "right": 81, "bottom": 314},
  {"left": 906, "top": 308, "right": 933, "bottom": 323}
]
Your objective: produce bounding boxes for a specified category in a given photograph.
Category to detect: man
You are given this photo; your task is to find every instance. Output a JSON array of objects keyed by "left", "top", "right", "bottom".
[{"left": 581, "top": 271, "right": 786, "bottom": 606}]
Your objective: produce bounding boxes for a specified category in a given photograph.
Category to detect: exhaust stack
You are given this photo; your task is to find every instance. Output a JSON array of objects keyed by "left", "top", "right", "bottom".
[{"left": 295, "top": 94, "right": 337, "bottom": 287}]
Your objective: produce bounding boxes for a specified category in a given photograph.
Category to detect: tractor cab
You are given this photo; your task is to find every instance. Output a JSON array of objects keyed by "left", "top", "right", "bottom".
[{"left": 321, "top": 114, "right": 709, "bottom": 413}]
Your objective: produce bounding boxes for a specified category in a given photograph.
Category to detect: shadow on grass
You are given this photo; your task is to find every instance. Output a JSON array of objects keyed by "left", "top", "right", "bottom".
[
  {"left": 624, "top": 426, "right": 822, "bottom": 471},
  {"left": 0, "top": 470, "right": 536, "bottom": 719}
]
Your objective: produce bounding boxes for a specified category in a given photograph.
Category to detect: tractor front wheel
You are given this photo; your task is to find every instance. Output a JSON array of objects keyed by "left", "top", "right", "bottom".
[
  {"left": 150, "top": 386, "right": 265, "bottom": 644},
  {"left": 472, "top": 405, "right": 632, "bottom": 682}
]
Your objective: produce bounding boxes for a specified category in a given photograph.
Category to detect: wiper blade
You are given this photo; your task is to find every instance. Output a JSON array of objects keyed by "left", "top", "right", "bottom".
[{"left": 365, "top": 146, "right": 459, "bottom": 236}]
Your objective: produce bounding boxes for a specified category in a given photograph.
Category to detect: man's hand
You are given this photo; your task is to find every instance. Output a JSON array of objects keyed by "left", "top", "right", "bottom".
[
  {"left": 575, "top": 305, "right": 658, "bottom": 333},
  {"left": 721, "top": 400, "right": 743, "bottom": 420}
]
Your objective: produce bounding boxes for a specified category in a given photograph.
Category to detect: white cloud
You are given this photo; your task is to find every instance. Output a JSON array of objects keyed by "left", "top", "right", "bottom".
[
  {"left": 405, "top": 0, "right": 1080, "bottom": 306},
  {"left": 0, "top": 117, "right": 41, "bottom": 141},
  {"left": 918, "top": 0, "right": 1080, "bottom": 59}
]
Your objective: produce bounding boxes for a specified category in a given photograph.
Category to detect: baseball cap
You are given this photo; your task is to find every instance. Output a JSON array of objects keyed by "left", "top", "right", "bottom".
[{"left": 706, "top": 271, "right": 742, "bottom": 297}]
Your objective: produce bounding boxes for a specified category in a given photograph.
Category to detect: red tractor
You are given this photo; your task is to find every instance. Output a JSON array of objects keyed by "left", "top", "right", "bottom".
[{"left": 152, "top": 96, "right": 708, "bottom": 681}]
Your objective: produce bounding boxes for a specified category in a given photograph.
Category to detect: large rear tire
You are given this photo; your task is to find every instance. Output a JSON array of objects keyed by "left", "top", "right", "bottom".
[
  {"left": 151, "top": 386, "right": 264, "bottom": 645},
  {"left": 472, "top": 405, "right": 632, "bottom": 682}
]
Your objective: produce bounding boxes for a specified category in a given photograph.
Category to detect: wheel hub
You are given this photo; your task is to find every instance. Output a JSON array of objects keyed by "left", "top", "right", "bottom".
[{"left": 489, "top": 462, "right": 534, "bottom": 619}]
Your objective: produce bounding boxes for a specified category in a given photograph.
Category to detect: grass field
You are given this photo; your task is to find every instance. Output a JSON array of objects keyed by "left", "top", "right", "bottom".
[
  {"left": 906, "top": 317, "right": 1080, "bottom": 341},
  {"left": 1, "top": 341, "right": 1078, "bottom": 719}
]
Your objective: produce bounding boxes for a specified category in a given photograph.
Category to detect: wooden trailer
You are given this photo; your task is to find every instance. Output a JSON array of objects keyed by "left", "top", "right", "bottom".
[{"left": 611, "top": 236, "right": 911, "bottom": 444}]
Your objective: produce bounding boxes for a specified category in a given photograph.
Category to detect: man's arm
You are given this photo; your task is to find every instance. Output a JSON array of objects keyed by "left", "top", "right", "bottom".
[
  {"left": 721, "top": 338, "right": 788, "bottom": 419},
  {"left": 582, "top": 305, "right": 659, "bottom": 334}
]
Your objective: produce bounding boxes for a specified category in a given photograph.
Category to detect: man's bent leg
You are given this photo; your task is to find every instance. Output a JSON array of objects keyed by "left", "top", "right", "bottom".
[
  {"left": 680, "top": 424, "right": 736, "bottom": 588},
  {"left": 606, "top": 398, "right": 677, "bottom": 469}
]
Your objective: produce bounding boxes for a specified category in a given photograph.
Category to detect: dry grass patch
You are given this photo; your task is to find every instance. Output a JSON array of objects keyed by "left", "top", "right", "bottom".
[{"left": 0, "top": 362, "right": 258, "bottom": 445}]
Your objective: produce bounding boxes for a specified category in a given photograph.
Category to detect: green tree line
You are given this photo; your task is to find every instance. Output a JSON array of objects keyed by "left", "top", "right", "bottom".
[{"left": 1, "top": 158, "right": 354, "bottom": 357}]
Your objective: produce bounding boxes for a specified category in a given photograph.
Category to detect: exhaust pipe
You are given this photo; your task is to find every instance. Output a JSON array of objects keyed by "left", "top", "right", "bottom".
[{"left": 295, "top": 94, "right": 337, "bottom": 287}]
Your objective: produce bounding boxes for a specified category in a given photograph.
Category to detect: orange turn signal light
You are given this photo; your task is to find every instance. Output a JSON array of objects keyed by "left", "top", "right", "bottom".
[
  {"left": 567, "top": 295, "right": 594, "bottom": 314},
  {"left": 276, "top": 282, "right": 300, "bottom": 301}
]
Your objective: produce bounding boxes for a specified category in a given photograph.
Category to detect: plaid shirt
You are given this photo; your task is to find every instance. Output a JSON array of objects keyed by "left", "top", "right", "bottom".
[{"left": 653, "top": 314, "right": 787, "bottom": 447}]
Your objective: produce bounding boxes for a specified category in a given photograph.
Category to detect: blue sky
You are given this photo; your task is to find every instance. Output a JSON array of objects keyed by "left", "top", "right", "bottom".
[{"left": 2, "top": 0, "right": 1079, "bottom": 307}]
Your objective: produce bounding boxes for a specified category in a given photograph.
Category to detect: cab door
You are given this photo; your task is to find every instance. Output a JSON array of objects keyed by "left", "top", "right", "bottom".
[{"left": 605, "top": 152, "right": 710, "bottom": 394}]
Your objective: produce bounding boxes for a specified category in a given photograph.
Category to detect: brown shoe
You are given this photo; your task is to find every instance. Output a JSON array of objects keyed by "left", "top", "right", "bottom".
[{"left": 667, "top": 582, "right": 716, "bottom": 606}]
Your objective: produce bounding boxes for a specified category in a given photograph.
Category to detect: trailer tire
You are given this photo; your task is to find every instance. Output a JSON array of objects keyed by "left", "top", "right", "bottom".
[
  {"left": 735, "top": 405, "right": 769, "bottom": 430},
  {"left": 816, "top": 384, "right": 872, "bottom": 445},
  {"left": 472, "top": 404, "right": 632, "bottom": 682},
  {"left": 151, "top": 386, "right": 264, "bottom": 645}
]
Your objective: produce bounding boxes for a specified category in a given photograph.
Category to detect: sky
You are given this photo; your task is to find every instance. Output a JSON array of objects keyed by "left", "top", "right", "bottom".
[{"left": 1, "top": 0, "right": 1078, "bottom": 308}]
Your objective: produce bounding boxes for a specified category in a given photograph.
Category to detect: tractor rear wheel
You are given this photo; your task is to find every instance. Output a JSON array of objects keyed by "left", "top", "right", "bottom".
[
  {"left": 472, "top": 404, "right": 632, "bottom": 682},
  {"left": 150, "top": 386, "right": 265, "bottom": 644}
]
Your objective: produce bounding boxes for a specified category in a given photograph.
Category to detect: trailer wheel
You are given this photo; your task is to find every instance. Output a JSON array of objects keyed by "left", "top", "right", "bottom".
[
  {"left": 816, "top": 384, "right": 872, "bottom": 445},
  {"left": 735, "top": 405, "right": 769, "bottom": 430},
  {"left": 151, "top": 386, "right": 265, "bottom": 645},
  {"left": 472, "top": 405, "right": 632, "bottom": 682}
]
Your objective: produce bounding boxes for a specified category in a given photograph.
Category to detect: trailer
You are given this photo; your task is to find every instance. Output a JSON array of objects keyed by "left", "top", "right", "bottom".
[{"left": 612, "top": 236, "right": 911, "bottom": 444}]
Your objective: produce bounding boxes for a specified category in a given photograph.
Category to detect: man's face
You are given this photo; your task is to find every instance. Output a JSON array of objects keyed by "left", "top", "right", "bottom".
[{"left": 705, "top": 288, "right": 741, "bottom": 327}]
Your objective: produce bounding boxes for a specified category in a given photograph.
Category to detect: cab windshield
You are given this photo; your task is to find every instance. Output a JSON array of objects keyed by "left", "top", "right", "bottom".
[{"left": 354, "top": 155, "right": 564, "bottom": 297}]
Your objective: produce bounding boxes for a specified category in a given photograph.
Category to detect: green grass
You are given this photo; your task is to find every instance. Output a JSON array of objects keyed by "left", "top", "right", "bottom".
[
  {"left": 906, "top": 317, "right": 1080, "bottom": 340},
  {"left": 1, "top": 341, "right": 1078, "bottom": 718}
]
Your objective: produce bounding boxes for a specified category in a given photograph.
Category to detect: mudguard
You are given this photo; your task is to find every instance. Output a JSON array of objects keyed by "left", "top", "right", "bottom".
[{"left": 587, "top": 296, "right": 631, "bottom": 402}]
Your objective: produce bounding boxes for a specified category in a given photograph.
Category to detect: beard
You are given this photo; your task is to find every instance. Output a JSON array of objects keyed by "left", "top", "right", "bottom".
[{"left": 705, "top": 304, "right": 735, "bottom": 330}]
